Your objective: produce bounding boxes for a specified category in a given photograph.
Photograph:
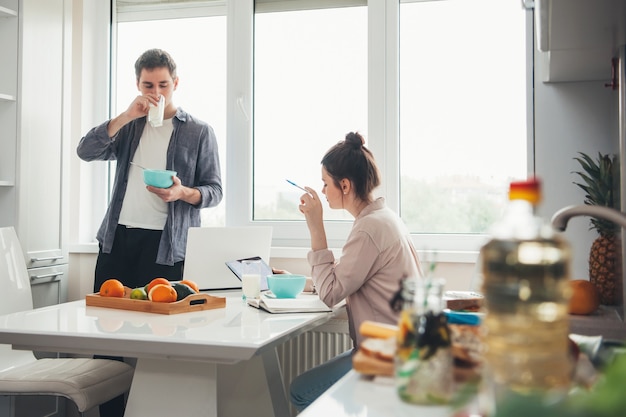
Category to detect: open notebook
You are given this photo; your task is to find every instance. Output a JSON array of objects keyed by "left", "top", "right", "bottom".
[{"left": 247, "top": 293, "right": 332, "bottom": 314}]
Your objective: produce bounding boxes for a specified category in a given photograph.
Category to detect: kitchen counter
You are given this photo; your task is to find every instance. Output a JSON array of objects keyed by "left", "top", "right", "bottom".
[{"left": 569, "top": 305, "right": 626, "bottom": 341}]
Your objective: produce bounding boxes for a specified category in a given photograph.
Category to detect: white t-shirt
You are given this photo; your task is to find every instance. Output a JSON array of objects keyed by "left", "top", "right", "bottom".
[{"left": 119, "top": 119, "right": 174, "bottom": 230}]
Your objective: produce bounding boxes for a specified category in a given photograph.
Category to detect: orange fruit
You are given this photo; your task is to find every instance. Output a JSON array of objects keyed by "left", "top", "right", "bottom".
[
  {"left": 98, "top": 317, "right": 124, "bottom": 332},
  {"left": 180, "top": 279, "right": 199, "bottom": 293},
  {"left": 99, "top": 278, "right": 125, "bottom": 297},
  {"left": 149, "top": 323, "right": 178, "bottom": 337},
  {"left": 146, "top": 277, "right": 171, "bottom": 294},
  {"left": 568, "top": 279, "right": 600, "bottom": 315},
  {"left": 148, "top": 283, "right": 177, "bottom": 303}
]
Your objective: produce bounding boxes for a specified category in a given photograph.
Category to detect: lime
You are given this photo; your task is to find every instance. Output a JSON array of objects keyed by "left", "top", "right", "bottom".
[{"left": 130, "top": 287, "right": 148, "bottom": 300}]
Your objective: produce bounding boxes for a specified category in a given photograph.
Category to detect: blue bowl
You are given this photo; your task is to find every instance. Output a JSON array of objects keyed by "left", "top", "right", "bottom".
[
  {"left": 267, "top": 274, "right": 306, "bottom": 298},
  {"left": 143, "top": 169, "right": 177, "bottom": 188}
]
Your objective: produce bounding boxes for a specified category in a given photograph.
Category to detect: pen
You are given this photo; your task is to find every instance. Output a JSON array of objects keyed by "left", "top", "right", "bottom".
[{"left": 286, "top": 179, "right": 308, "bottom": 193}]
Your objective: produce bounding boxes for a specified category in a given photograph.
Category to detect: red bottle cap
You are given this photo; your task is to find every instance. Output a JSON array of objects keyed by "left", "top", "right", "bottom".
[{"left": 509, "top": 178, "right": 541, "bottom": 205}]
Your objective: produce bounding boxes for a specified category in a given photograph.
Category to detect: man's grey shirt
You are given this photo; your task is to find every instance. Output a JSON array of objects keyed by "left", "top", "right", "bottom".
[{"left": 77, "top": 108, "right": 223, "bottom": 265}]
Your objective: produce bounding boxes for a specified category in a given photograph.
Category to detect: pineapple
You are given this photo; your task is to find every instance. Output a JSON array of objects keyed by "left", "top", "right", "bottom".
[{"left": 573, "top": 152, "right": 622, "bottom": 305}]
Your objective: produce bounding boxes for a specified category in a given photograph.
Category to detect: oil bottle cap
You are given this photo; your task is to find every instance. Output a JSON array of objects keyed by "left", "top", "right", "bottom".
[{"left": 509, "top": 178, "right": 541, "bottom": 205}]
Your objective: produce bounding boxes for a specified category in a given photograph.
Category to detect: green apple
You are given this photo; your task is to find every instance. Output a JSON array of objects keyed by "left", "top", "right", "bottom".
[{"left": 130, "top": 287, "right": 148, "bottom": 300}]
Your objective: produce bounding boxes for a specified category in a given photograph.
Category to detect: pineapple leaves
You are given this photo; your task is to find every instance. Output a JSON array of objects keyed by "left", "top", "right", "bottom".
[{"left": 572, "top": 152, "right": 621, "bottom": 235}]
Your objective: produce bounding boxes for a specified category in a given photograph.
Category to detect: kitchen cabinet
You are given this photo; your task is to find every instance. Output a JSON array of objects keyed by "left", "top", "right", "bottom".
[
  {"left": 30, "top": 264, "right": 69, "bottom": 308},
  {"left": 535, "top": 0, "right": 626, "bottom": 82},
  {"left": 0, "top": 1, "right": 18, "bottom": 226},
  {"left": 16, "top": 0, "right": 69, "bottom": 276},
  {"left": 0, "top": 0, "right": 69, "bottom": 306}
]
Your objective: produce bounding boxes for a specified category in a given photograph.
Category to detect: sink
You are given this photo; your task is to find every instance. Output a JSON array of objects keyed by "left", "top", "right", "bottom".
[{"left": 551, "top": 204, "right": 626, "bottom": 338}]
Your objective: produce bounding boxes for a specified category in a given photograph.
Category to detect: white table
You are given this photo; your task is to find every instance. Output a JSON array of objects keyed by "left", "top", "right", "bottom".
[
  {"left": 298, "top": 371, "right": 459, "bottom": 417},
  {"left": 0, "top": 291, "right": 336, "bottom": 417}
]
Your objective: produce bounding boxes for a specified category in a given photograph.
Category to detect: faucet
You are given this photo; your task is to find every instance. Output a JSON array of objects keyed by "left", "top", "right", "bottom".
[
  {"left": 551, "top": 205, "right": 626, "bottom": 231},
  {"left": 552, "top": 204, "right": 626, "bottom": 325}
]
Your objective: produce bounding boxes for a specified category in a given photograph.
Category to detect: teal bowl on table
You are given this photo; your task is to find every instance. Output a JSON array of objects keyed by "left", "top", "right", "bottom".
[
  {"left": 143, "top": 169, "right": 177, "bottom": 188},
  {"left": 267, "top": 274, "right": 306, "bottom": 298}
]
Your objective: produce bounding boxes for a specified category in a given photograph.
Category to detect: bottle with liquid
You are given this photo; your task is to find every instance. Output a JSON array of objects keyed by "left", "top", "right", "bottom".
[
  {"left": 395, "top": 277, "right": 453, "bottom": 405},
  {"left": 479, "top": 178, "right": 573, "bottom": 409}
]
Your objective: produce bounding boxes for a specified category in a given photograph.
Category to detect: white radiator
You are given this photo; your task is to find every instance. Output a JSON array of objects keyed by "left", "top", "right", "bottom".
[{"left": 277, "top": 319, "right": 352, "bottom": 416}]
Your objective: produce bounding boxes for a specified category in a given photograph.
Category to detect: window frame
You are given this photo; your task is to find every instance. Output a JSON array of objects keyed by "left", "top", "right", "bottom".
[
  {"left": 228, "top": 0, "right": 534, "bottom": 260},
  {"left": 82, "top": 0, "right": 534, "bottom": 262}
]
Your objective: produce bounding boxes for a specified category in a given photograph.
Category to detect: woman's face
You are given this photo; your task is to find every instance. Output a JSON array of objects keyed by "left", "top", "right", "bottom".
[{"left": 321, "top": 167, "right": 343, "bottom": 209}]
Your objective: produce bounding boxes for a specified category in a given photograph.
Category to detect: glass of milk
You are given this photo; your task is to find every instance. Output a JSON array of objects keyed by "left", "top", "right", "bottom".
[
  {"left": 148, "top": 95, "right": 165, "bottom": 127},
  {"left": 241, "top": 259, "right": 262, "bottom": 301}
]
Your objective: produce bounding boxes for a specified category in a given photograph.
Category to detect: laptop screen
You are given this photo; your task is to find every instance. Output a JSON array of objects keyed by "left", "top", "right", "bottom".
[{"left": 183, "top": 226, "right": 273, "bottom": 291}]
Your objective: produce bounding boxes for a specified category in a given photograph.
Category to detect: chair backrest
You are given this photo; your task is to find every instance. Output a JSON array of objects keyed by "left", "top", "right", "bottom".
[
  {"left": 0, "top": 227, "right": 37, "bottom": 371},
  {"left": 0, "top": 227, "right": 33, "bottom": 314}
]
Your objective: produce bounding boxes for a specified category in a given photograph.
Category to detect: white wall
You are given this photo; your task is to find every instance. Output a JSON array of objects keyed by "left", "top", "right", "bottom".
[{"left": 534, "top": 56, "right": 618, "bottom": 278}]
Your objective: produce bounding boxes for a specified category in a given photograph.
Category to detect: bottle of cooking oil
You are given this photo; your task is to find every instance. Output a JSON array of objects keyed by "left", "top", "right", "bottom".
[{"left": 480, "top": 178, "right": 573, "bottom": 410}]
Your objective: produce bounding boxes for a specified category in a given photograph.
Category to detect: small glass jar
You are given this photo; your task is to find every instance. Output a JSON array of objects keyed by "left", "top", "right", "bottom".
[{"left": 395, "top": 277, "right": 454, "bottom": 405}]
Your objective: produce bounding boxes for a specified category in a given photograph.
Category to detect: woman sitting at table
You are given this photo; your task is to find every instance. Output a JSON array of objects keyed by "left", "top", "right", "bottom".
[{"left": 290, "top": 131, "right": 422, "bottom": 411}]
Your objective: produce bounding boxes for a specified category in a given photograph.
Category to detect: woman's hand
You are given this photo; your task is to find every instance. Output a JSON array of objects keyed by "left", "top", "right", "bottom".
[
  {"left": 298, "top": 187, "right": 322, "bottom": 223},
  {"left": 299, "top": 187, "right": 328, "bottom": 251},
  {"left": 304, "top": 277, "right": 316, "bottom": 293}
]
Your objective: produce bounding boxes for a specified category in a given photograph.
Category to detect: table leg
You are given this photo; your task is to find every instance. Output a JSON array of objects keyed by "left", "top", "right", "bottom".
[
  {"left": 124, "top": 358, "right": 217, "bottom": 417},
  {"left": 261, "top": 348, "right": 291, "bottom": 417}
]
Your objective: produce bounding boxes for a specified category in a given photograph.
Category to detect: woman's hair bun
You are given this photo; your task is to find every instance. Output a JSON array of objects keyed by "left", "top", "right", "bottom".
[{"left": 345, "top": 132, "right": 365, "bottom": 148}]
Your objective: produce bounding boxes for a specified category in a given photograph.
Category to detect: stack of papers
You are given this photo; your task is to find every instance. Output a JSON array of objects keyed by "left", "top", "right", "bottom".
[{"left": 247, "top": 293, "right": 332, "bottom": 313}]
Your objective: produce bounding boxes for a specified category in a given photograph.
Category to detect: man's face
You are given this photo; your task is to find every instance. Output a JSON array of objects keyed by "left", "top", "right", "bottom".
[{"left": 137, "top": 66, "right": 178, "bottom": 108}]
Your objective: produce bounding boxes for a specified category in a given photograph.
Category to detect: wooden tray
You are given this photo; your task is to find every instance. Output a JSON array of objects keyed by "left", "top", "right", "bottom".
[{"left": 85, "top": 289, "right": 226, "bottom": 315}]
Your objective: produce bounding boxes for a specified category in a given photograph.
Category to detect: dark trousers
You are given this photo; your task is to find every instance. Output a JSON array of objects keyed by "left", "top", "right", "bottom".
[
  {"left": 95, "top": 225, "right": 183, "bottom": 416},
  {"left": 94, "top": 224, "right": 184, "bottom": 292},
  {"left": 94, "top": 356, "right": 127, "bottom": 417}
]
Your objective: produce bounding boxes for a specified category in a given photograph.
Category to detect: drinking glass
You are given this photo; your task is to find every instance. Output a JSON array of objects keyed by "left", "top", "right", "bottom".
[{"left": 241, "top": 259, "right": 262, "bottom": 301}]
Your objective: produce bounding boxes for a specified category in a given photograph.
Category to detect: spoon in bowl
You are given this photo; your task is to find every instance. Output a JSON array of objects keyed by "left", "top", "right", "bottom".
[{"left": 130, "top": 161, "right": 147, "bottom": 170}]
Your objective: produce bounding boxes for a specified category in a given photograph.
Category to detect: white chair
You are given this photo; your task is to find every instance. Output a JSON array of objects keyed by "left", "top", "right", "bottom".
[{"left": 0, "top": 227, "right": 134, "bottom": 416}]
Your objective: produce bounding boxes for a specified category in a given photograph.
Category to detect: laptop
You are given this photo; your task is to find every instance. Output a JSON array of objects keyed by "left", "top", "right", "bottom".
[{"left": 183, "top": 226, "right": 273, "bottom": 291}]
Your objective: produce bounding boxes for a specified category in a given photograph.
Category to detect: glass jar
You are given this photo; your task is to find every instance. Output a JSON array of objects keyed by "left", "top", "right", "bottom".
[{"left": 395, "top": 277, "right": 454, "bottom": 404}]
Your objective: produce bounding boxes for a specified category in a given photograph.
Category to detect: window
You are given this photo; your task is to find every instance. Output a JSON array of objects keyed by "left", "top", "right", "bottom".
[
  {"left": 399, "top": 0, "right": 529, "bottom": 236},
  {"left": 253, "top": 5, "right": 368, "bottom": 222},
  {"left": 102, "top": 0, "right": 532, "bottom": 258},
  {"left": 114, "top": 5, "right": 227, "bottom": 226},
  {"left": 247, "top": 0, "right": 531, "bottom": 253}
]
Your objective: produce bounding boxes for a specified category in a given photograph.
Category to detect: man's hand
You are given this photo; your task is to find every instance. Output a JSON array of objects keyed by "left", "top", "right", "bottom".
[
  {"left": 147, "top": 176, "right": 201, "bottom": 205},
  {"left": 107, "top": 94, "right": 160, "bottom": 137}
]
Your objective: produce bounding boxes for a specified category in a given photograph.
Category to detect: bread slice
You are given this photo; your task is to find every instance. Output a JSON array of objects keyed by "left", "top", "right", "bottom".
[
  {"left": 352, "top": 349, "right": 394, "bottom": 376},
  {"left": 444, "top": 291, "right": 483, "bottom": 311},
  {"left": 359, "top": 321, "right": 398, "bottom": 340},
  {"left": 359, "top": 336, "right": 396, "bottom": 361}
]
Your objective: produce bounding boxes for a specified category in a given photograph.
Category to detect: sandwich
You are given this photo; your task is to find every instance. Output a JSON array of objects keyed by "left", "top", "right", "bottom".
[{"left": 352, "top": 321, "right": 397, "bottom": 377}]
